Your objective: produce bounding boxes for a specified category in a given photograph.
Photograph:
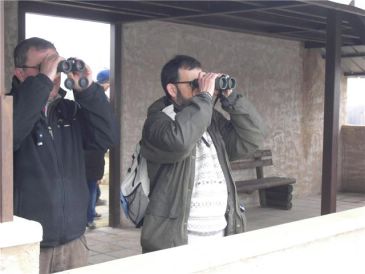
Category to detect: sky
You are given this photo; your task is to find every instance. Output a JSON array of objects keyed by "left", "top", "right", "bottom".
[
  {"left": 329, "top": 0, "right": 365, "bottom": 9},
  {"left": 25, "top": 13, "right": 110, "bottom": 84}
]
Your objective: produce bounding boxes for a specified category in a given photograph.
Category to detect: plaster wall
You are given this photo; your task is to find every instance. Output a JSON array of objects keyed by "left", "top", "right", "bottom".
[
  {"left": 341, "top": 125, "right": 365, "bottom": 192},
  {"left": 4, "top": 1, "right": 17, "bottom": 93},
  {"left": 0, "top": 217, "right": 43, "bottom": 274},
  {"left": 120, "top": 20, "right": 333, "bottom": 198},
  {"left": 60, "top": 206, "right": 365, "bottom": 274}
]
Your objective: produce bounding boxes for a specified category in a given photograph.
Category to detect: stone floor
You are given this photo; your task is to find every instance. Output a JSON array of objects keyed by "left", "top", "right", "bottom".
[{"left": 86, "top": 186, "right": 365, "bottom": 266}]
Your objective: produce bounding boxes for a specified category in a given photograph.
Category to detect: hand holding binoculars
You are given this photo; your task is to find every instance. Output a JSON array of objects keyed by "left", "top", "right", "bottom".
[{"left": 57, "top": 58, "right": 89, "bottom": 90}]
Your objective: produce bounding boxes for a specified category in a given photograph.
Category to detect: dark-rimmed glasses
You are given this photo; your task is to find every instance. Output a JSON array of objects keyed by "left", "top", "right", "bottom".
[
  {"left": 173, "top": 79, "right": 199, "bottom": 89},
  {"left": 17, "top": 64, "right": 41, "bottom": 71}
]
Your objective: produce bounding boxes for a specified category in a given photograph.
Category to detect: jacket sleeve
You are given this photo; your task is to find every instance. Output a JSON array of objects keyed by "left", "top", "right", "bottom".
[
  {"left": 141, "top": 93, "right": 213, "bottom": 163},
  {"left": 74, "top": 83, "right": 118, "bottom": 150},
  {"left": 215, "top": 91, "right": 267, "bottom": 161},
  {"left": 12, "top": 74, "right": 52, "bottom": 151}
]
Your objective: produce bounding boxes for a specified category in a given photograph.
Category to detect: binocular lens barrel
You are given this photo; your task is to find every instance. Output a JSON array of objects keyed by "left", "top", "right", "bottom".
[
  {"left": 215, "top": 75, "right": 236, "bottom": 91},
  {"left": 74, "top": 60, "right": 86, "bottom": 72},
  {"left": 78, "top": 77, "right": 89, "bottom": 89},
  {"left": 57, "top": 60, "right": 73, "bottom": 73},
  {"left": 64, "top": 77, "right": 88, "bottom": 90},
  {"left": 64, "top": 78, "right": 75, "bottom": 90},
  {"left": 228, "top": 77, "right": 236, "bottom": 89},
  {"left": 215, "top": 77, "right": 227, "bottom": 90}
]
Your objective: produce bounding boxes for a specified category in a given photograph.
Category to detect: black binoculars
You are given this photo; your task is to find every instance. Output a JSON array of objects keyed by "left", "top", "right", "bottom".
[
  {"left": 215, "top": 75, "right": 236, "bottom": 91},
  {"left": 190, "top": 74, "right": 237, "bottom": 92},
  {"left": 57, "top": 58, "right": 89, "bottom": 90}
]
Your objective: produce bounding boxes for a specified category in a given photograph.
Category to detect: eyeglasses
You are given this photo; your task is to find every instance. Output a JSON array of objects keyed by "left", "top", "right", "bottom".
[
  {"left": 173, "top": 79, "right": 199, "bottom": 89},
  {"left": 18, "top": 64, "right": 41, "bottom": 71}
]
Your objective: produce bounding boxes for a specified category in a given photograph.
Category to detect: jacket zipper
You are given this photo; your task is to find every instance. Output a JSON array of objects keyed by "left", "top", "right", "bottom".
[{"left": 46, "top": 102, "right": 67, "bottom": 243}]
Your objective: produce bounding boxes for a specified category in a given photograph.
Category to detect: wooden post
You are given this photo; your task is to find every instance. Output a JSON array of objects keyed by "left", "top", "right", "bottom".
[
  {"left": 109, "top": 22, "right": 122, "bottom": 227},
  {"left": 256, "top": 157, "right": 267, "bottom": 207},
  {"left": 321, "top": 11, "right": 342, "bottom": 215},
  {"left": 0, "top": 1, "right": 13, "bottom": 222}
]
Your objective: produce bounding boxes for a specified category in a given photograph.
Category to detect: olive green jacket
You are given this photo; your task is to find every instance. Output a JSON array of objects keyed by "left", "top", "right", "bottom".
[{"left": 140, "top": 91, "right": 265, "bottom": 252}]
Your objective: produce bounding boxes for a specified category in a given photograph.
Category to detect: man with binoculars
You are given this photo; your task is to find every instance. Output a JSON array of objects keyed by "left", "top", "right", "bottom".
[
  {"left": 10, "top": 37, "right": 117, "bottom": 273},
  {"left": 140, "top": 55, "right": 266, "bottom": 252}
]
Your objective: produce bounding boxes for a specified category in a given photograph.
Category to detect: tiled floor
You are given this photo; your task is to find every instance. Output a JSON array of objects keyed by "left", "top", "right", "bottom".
[{"left": 86, "top": 188, "right": 365, "bottom": 266}]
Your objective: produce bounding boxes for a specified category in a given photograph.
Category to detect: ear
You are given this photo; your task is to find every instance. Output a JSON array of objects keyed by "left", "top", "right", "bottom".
[
  {"left": 14, "top": 68, "right": 25, "bottom": 82},
  {"left": 166, "top": 83, "right": 177, "bottom": 100}
]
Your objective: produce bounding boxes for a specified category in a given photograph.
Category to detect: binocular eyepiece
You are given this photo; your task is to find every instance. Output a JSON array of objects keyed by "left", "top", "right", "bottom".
[{"left": 57, "top": 58, "right": 89, "bottom": 90}]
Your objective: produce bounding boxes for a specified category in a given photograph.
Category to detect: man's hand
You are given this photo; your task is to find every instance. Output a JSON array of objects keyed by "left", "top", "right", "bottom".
[
  {"left": 221, "top": 89, "right": 233, "bottom": 97},
  {"left": 67, "top": 63, "right": 93, "bottom": 92},
  {"left": 40, "top": 53, "right": 64, "bottom": 82},
  {"left": 198, "top": 71, "right": 219, "bottom": 97}
]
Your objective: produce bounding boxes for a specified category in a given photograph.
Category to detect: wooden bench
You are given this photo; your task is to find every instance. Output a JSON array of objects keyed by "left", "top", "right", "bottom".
[{"left": 230, "top": 149, "right": 296, "bottom": 210}]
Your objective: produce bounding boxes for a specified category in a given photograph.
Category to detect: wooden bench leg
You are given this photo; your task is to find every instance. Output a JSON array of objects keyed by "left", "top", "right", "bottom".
[
  {"left": 265, "top": 185, "right": 293, "bottom": 210},
  {"left": 259, "top": 189, "right": 267, "bottom": 207}
]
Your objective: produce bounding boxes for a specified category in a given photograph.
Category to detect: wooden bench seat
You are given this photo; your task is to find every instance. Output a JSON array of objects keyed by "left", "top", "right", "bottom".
[{"left": 231, "top": 149, "right": 296, "bottom": 210}]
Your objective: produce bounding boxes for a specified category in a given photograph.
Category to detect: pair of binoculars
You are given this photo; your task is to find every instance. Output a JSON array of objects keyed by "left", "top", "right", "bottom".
[
  {"left": 57, "top": 58, "right": 89, "bottom": 90},
  {"left": 215, "top": 75, "right": 236, "bottom": 91},
  {"left": 190, "top": 74, "right": 237, "bottom": 92}
]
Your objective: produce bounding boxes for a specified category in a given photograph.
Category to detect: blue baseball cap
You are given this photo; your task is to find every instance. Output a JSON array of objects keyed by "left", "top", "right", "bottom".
[{"left": 97, "top": 69, "right": 110, "bottom": 84}]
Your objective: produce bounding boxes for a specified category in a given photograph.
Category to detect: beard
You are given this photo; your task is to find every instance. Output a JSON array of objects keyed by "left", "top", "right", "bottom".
[{"left": 175, "top": 87, "right": 191, "bottom": 106}]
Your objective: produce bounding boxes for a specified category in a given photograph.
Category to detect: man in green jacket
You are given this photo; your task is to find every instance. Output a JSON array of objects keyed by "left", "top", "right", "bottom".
[{"left": 140, "top": 55, "right": 265, "bottom": 252}]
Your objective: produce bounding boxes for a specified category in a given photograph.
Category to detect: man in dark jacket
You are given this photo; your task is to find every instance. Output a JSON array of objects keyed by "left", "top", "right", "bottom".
[
  {"left": 11, "top": 37, "right": 117, "bottom": 273},
  {"left": 140, "top": 55, "right": 265, "bottom": 252}
]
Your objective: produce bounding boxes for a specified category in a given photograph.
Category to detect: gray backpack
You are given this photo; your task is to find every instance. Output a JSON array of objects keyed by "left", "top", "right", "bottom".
[{"left": 120, "top": 143, "right": 150, "bottom": 227}]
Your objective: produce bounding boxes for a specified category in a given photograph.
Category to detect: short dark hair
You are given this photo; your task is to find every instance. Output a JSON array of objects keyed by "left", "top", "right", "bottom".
[
  {"left": 161, "top": 55, "right": 201, "bottom": 97},
  {"left": 14, "top": 37, "right": 56, "bottom": 67}
]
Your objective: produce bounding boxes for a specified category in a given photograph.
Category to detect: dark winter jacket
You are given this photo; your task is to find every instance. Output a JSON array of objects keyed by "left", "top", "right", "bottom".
[
  {"left": 11, "top": 74, "right": 117, "bottom": 247},
  {"left": 140, "top": 91, "right": 265, "bottom": 252},
  {"left": 84, "top": 149, "right": 106, "bottom": 181}
]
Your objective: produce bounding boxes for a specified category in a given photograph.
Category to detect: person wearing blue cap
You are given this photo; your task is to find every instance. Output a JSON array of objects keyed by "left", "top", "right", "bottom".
[
  {"left": 84, "top": 69, "right": 110, "bottom": 229},
  {"left": 97, "top": 69, "right": 110, "bottom": 95},
  {"left": 96, "top": 69, "right": 110, "bottom": 204}
]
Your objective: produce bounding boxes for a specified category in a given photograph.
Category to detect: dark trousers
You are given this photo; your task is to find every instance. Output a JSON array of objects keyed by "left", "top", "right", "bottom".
[{"left": 87, "top": 180, "right": 97, "bottom": 223}]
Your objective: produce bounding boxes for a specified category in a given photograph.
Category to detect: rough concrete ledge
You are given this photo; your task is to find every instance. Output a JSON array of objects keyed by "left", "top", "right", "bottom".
[
  {"left": 60, "top": 207, "right": 365, "bottom": 274},
  {"left": 0, "top": 216, "right": 42, "bottom": 248}
]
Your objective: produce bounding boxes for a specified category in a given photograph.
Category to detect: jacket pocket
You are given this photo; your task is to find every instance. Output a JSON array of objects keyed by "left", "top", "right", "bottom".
[{"left": 141, "top": 214, "right": 177, "bottom": 252}]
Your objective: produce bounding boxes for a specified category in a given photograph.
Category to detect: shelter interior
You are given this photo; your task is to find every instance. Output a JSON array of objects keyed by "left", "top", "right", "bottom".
[{"left": 2, "top": 0, "right": 365, "bottom": 226}]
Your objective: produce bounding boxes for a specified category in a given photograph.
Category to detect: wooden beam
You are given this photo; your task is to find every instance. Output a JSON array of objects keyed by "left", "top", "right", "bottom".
[
  {"left": 0, "top": 0, "right": 13, "bottom": 223},
  {"left": 321, "top": 11, "right": 342, "bottom": 215},
  {"left": 343, "top": 14, "right": 365, "bottom": 45},
  {"left": 345, "top": 72, "right": 365, "bottom": 76},
  {"left": 109, "top": 22, "right": 122, "bottom": 228}
]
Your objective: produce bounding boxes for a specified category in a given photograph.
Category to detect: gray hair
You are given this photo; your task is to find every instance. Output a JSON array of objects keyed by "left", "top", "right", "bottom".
[{"left": 13, "top": 37, "right": 56, "bottom": 67}]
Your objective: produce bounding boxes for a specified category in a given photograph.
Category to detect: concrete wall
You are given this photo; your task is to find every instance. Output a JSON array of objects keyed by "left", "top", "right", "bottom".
[
  {"left": 301, "top": 49, "right": 347, "bottom": 194},
  {"left": 4, "top": 1, "right": 17, "bottom": 93},
  {"left": 341, "top": 125, "right": 365, "bottom": 192},
  {"left": 0, "top": 217, "right": 43, "bottom": 274},
  {"left": 120, "top": 20, "right": 344, "bottom": 198},
  {"left": 60, "top": 206, "right": 365, "bottom": 274}
]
